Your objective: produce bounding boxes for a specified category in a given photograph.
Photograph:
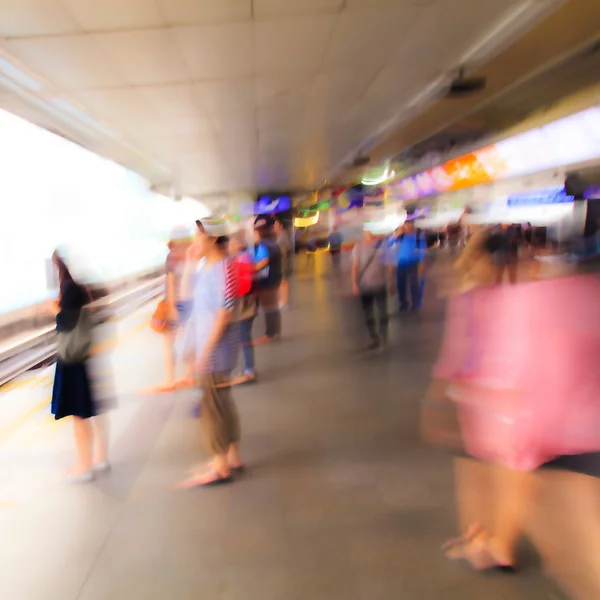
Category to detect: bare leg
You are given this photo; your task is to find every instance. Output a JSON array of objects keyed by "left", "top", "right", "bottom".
[
  {"left": 447, "top": 459, "right": 531, "bottom": 569},
  {"left": 92, "top": 414, "right": 109, "bottom": 465},
  {"left": 279, "top": 279, "right": 289, "bottom": 306},
  {"left": 488, "top": 464, "right": 533, "bottom": 565},
  {"left": 71, "top": 417, "right": 94, "bottom": 475},
  {"left": 162, "top": 332, "right": 176, "bottom": 387},
  {"left": 453, "top": 457, "right": 492, "bottom": 536},
  {"left": 529, "top": 470, "right": 600, "bottom": 599},
  {"left": 227, "top": 443, "right": 243, "bottom": 468}
]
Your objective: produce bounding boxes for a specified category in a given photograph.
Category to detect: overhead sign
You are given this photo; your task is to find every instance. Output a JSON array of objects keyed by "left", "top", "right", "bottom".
[
  {"left": 389, "top": 106, "right": 600, "bottom": 201},
  {"left": 507, "top": 187, "right": 574, "bottom": 207}
]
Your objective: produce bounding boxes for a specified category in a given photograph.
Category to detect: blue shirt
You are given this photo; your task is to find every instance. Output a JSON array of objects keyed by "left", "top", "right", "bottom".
[
  {"left": 392, "top": 232, "right": 426, "bottom": 266},
  {"left": 255, "top": 242, "right": 270, "bottom": 280},
  {"left": 187, "top": 258, "right": 239, "bottom": 373},
  {"left": 328, "top": 232, "right": 343, "bottom": 250}
]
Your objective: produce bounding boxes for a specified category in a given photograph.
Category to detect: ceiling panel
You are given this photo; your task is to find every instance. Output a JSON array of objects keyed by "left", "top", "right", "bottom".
[
  {"left": 134, "top": 131, "right": 217, "bottom": 160},
  {"left": 5, "top": 36, "right": 127, "bottom": 89},
  {"left": 309, "top": 69, "right": 369, "bottom": 109},
  {"left": 254, "top": 75, "right": 312, "bottom": 106},
  {"left": 346, "top": 0, "right": 434, "bottom": 6},
  {"left": 136, "top": 85, "right": 201, "bottom": 119},
  {"left": 194, "top": 78, "right": 254, "bottom": 116},
  {"left": 158, "top": 0, "right": 252, "bottom": 25},
  {"left": 254, "top": 16, "right": 337, "bottom": 75},
  {"left": 320, "top": 6, "right": 422, "bottom": 72},
  {"left": 0, "top": 0, "right": 78, "bottom": 38},
  {"left": 93, "top": 30, "right": 190, "bottom": 85},
  {"left": 75, "top": 88, "right": 157, "bottom": 129},
  {"left": 388, "top": 0, "right": 522, "bottom": 71},
  {"left": 174, "top": 23, "right": 253, "bottom": 79},
  {"left": 129, "top": 116, "right": 215, "bottom": 138},
  {"left": 61, "top": 0, "right": 165, "bottom": 31},
  {"left": 253, "top": 0, "right": 343, "bottom": 17},
  {"left": 0, "top": 0, "right": 581, "bottom": 195}
]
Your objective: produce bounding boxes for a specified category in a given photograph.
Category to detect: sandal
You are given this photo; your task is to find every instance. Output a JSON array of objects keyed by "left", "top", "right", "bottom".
[
  {"left": 175, "top": 467, "right": 233, "bottom": 490},
  {"left": 175, "top": 378, "right": 195, "bottom": 389},
  {"left": 442, "top": 523, "right": 484, "bottom": 552},
  {"left": 444, "top": 528, "right": 517, "bottom": 572},
  {"left": 232, "top": 373, "right": 257, "bottom": 386},
  {"left": 139, "top": 383, "right": 176, "bottom": 395}
]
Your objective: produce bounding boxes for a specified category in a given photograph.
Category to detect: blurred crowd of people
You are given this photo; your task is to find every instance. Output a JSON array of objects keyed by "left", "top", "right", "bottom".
[
  {"left": 48, "top": 205, "right": 600, "bottom": 597},
  {"left": 50, "top": 214, "right": 293, "bottom": 488}
]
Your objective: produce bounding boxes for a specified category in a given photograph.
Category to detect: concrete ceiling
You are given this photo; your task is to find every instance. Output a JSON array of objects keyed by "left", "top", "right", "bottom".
[
  {"left": 0, "top": 0, "right": 589, "bottom": 197},
  {"left": 358, "top": 0, "right": 600, "bottom": 179}
]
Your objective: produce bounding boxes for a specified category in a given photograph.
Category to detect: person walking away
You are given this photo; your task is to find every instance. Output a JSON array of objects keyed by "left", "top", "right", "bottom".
[
  {"left": 50, "top": 252, "right": 109, "bottom": 483},
  {"left": 253, "top": 215, "right": 283, "bottom": 345},
  {"left": 494, "top": 223, "right": 519, "bottom": 284},
  {"left": 352, "top": 229, "right": 394, "bottom": 350},
  {"left": 177, "top": 217, "right": 243, "bottom": 488},
  {"left": 393, "top": 220, "right": 427, "bottom": 312},
  {"left": 230, "top": 233, "right": 258, "bottom": 384},
  {"left": 274, "top": 219, "right": 292, "bottom": 308},
  {"left": 328, "top": 225, "right": 344, "bottom": 274}
]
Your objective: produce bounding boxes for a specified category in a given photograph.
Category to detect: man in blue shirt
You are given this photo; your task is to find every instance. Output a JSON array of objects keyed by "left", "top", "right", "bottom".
[{"left": 392, "top": 220, "right": 426, "bottom": 312}]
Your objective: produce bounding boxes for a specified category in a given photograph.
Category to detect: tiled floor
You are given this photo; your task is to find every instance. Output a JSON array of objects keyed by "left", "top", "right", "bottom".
[{"left": 0, "top": 266, "right": 562, "bottom": 599}]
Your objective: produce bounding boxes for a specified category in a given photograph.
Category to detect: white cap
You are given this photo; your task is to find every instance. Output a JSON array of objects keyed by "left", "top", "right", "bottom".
[{"left": 196, "top": 216, "right": 236, "bottom": 237}]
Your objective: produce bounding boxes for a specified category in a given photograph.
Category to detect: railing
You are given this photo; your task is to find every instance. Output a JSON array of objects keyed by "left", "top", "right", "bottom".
[{"left": 0, "top": 276, "right": 164, "bottom": 387}]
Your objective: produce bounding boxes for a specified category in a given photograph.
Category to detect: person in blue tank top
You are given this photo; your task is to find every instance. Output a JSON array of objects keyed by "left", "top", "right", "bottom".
[
  {"left": 253, "top": 215, "right": 283, "bottom": 344},
  {"left": 391, "top": 220, "right": 427, "bottom": 312}
]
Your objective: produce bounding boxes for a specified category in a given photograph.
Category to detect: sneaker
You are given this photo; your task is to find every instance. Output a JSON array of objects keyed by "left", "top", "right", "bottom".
[
  {"left": 94, "top": 461, "right": 111, "bottom": 473},
  {"left": 66, "top": 470, "right": 95, "bottom": 484}
]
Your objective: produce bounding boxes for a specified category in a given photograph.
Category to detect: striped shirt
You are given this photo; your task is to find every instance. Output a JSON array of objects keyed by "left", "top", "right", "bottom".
[{"left": 188, "top": 258, "right": 239, "bottom": 372}]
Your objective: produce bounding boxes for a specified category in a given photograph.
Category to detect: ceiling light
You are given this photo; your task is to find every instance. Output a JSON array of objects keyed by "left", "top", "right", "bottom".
[{"left": 362, "top": 164, "right": 396, "bottom": 186}]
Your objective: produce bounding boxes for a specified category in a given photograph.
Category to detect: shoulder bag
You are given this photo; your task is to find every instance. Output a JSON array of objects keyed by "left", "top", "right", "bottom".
[{"left": 56, "top": 308, "right": 93, "bottom": 364}]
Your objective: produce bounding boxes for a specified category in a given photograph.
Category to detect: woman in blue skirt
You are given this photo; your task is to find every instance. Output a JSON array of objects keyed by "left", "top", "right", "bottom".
[{"left": 51, "top": 252, "right": 108, "bottom": 483}]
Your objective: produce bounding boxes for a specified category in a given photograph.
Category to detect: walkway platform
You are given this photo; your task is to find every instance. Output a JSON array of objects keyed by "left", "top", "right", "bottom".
[{"left": 0, "top": 267, "right": 562, "bottom": 599}]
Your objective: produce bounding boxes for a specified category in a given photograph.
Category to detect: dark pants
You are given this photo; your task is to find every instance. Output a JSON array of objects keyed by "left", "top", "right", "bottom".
[
  {"left": 239, "top": 317, "right": 255, "bottom": 374},
  {"left": 360, "top": 288, "right": 388, "bottom": 344},
  {"left": 330, "top": 249, "right": 341, "bottom": 269},
  {"left": 257, "top": 286, "right": 281, "bottom": 338},
  {"left": 397, "top": 263, "right": 421, "bottom": 310}
]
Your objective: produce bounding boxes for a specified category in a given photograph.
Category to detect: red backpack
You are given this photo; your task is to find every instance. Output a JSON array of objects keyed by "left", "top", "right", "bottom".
[{"left": 234, "top": 254, "right": 254, "bottom": 297}]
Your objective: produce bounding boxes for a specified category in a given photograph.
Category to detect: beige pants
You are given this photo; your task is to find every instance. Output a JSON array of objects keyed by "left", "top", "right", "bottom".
[{"left": 199, "top": 371, "right": 240, "bottom": 455}]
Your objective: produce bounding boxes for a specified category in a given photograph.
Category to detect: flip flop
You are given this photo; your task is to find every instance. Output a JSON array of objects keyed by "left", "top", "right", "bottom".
[
  {"left": 175, "top": 379, "right": 195, "bottom": 389},
  {"left": 175, "top": 468, "right": 233, "bottom": 490},
  {"left": 442, "top": 523, "right": 484, "bottom": 551}
]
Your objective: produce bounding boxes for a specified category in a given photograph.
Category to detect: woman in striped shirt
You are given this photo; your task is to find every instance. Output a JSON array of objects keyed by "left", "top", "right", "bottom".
[{"left": 177, "top": 218, "right": 244, "bottom": 489}]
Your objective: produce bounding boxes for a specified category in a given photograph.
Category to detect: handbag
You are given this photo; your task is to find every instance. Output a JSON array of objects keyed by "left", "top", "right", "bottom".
[
  {"left": 151, "top": 300, "right": 170, "bottom": 333},
  {"left": 420, "top": 379, "right": 464, "bottom": 450},
  {"left": 56, "top": 309, "right": 93, "bottom": 364}
]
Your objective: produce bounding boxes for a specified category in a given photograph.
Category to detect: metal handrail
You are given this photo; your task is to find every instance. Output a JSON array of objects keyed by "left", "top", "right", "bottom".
[{"left": 0, "top": 276, "right": 164, "bottom": 387}]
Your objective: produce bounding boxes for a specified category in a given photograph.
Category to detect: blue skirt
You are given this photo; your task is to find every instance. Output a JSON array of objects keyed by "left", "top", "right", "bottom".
[{"left": 51, "top": 360, "right": 97, "bottom": 420}]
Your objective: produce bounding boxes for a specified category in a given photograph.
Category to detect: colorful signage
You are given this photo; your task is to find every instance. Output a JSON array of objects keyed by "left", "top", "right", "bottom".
[
  {"left": 255, "top": 195, "right": 291, "bottom": 214},
  {"left": 389, "top": 106, "right": 600, "bottom": 201},
  {"left": 585, "top": 185, "right": 600, "bottom": 199},
  {"left": 507, "top": 187, "right": 573, "bottom": 207}
]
